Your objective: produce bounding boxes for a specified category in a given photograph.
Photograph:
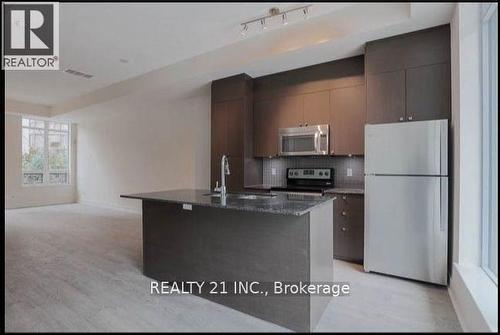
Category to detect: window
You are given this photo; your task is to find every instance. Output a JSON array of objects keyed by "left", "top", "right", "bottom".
[
  {"left": 22, "top": 118, "right": 70, "bottom": 185},
  {"left": 481, "top": 3, "right": 498, "bottom": 283}
]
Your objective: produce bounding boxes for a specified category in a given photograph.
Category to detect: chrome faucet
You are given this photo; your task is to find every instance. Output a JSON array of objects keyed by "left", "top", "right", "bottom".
[{"left": 214, "top": 154, "right": 230, "bottom": 200}]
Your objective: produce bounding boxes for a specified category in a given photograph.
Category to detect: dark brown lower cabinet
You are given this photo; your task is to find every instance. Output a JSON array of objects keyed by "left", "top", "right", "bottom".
[{"left": 332, "top": 193, "right": 364, "bottom": 263}]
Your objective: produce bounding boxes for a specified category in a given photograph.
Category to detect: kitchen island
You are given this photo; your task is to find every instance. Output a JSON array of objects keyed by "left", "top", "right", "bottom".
[{"left": 121, "top": 189, "right": 334, "bottom": 332}]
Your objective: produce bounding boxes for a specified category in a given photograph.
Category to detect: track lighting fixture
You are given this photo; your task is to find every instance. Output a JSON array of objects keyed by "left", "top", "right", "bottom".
[{"left": 239, "top": 5, "right": 312, "bottom": 37}]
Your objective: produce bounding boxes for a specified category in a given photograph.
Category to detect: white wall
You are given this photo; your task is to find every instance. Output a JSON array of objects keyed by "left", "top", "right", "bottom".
[
  {"left": 449, "top": 3, "right": 498, "bottom": 332},
  {"left": 451, "top": 2, "right": 483, "bottom": 267},
  {"left": 5, "top": 113, "right": 77, "bottom": 209},
  {"left": 75, "top": 89, "right": 211, "bottom": 212}
]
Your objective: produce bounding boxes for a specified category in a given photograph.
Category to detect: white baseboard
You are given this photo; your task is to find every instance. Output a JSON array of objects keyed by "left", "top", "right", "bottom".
[
  {"left": 448, "top": 263, "right": 498, "bottom": 332},
  {"left": 5, "top": 200, "right": 77, "bottom": 210}
]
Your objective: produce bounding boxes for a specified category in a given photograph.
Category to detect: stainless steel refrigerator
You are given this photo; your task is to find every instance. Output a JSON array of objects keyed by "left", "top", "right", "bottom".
[{"left": 364, "top": 119, "right": 448, "bottom": 285}]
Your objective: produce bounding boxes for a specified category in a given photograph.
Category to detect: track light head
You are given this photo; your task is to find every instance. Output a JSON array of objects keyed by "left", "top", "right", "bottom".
[
  {"left": 240, "top": 24, "right": 248, "bottom": 36},
  {"left": 261, "top": 18, "right": 267, "bottom": 30}
]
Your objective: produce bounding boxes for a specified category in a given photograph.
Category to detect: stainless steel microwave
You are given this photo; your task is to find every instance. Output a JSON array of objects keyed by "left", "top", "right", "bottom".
[{"left": 278, "top": 124, "right": 329, "bottom": 156}]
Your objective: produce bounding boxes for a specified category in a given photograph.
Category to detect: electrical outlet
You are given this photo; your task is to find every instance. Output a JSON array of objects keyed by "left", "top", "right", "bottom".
[
  {"left": 347, "top": 168, "right": 353, "bottom": 177},
  {"left": 271, "top": 168, "right": 277, "bottom": 176}
]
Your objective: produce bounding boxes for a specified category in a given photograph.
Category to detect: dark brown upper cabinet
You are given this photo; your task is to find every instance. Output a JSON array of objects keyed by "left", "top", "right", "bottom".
[
  {"left": 330, "top": 85, "right": 366, "bottom": 155},
  {"left": 406, "top": 63, "right": 451, "bottom": 121},
  {"left": 252, "top": 55, "right": 365, "bottom": 157},
  {"left": 211, "top": 74, "right": 262, "bottom": 190},
  {"left": 211, "top": 101, "right": 227, "bottom": 164},
  {"left": 254, "top": 99, "right": 279, "bottom": 157},
  {"left": 366, "top": 70, "right": 406, "bottom": 124},
  {"left": 211, "top": 99, "right": 244, "bottom": 190},
  {"left": 365, "top": 24, "right": 451, "bottom": 124},
  {"left": 226, "top": 156, "right": 244, "bottom": 191},
  {"left": 303, "top": 90, "right": 330, "bottom": 126},
  {"left": 365, "top": 25, "right": 450, "bottom": 75},
  {"left": 276, "top": 95, "right": 304, "bottom": 128},
  {"left": 253, "top": 56, "right": 365, "bottom": 101},
  {"left": 225, "top": 99, "right": 245, "bottom": 157}
]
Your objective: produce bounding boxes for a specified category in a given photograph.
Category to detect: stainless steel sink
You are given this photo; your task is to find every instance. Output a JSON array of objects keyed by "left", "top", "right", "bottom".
[
  {"left": 203, "top": 192, "right": 276, "bottom": 200},
  {"left": 236, "top": 194, "right": 263, "bottom": 200},
  {"left": 203, "top": 193, "right": 222, "bottom": 198}
]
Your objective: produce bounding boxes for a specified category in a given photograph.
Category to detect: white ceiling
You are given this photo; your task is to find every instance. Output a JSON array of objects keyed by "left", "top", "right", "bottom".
[
  {"left": 5, "top": 2, "right": 348, "bottom": 106},
  {"left": 5, "top": 3, "right": 455, "bottom": 111}
]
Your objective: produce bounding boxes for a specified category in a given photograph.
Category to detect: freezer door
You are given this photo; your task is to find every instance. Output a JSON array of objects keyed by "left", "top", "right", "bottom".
[
  {"left": 365, "top": 120, "right": 448, "bottom": 176},
  {"left": 364, "top": 175, "right": 448, "bottom": 285}
]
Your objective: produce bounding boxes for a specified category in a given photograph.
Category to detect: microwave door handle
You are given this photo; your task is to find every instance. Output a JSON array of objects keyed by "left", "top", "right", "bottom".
[
  {"left": 278, "top": 134, "right": 282, "bottom": 155},
  {"left": 315, "top": 133, "right": 320, "bottom": 153}
]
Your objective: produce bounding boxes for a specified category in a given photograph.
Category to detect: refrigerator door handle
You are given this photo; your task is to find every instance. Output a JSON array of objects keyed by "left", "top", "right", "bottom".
[
  {"left": 440, "top": 178, "right": 448, "bottom": 231},
  {"left": 440, "top": 120, "right": 448, "bottom": 176}
]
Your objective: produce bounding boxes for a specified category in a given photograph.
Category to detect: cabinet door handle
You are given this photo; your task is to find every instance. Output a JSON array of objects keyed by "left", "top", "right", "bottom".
[
  {"left": 304, "top": 122, "right": 308, "bottom": 126},
  {"left": 341, "top": 227, "right": 347, "bottom": 232},
  {"left": 342, "top": 211, "right": 347, "bottom": 216},
  {"left": 342, "top": 195, "right": 347, "bottom": 200},
  {"left": 332, "top": 196, "right": 337, "bottom": 201},
  {"left": 408, "top": 116, "right": 413, "bottom": 121},
  {"left": 399, "top": 117, "right": 404, "bottom": 121}
]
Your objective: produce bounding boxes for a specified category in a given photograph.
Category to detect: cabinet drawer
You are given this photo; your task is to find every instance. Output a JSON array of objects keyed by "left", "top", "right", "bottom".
[{"left": 332, "top": 194, "right": 364, "bottom": 263}]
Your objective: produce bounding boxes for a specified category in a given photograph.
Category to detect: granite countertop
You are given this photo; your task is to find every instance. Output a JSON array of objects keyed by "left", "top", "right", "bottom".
[
  {"left": 324, "top": 187, "right": 364, "bottom": 195},
  {"left": 121, "top": 189, "right": 334, "bottom": 216}
]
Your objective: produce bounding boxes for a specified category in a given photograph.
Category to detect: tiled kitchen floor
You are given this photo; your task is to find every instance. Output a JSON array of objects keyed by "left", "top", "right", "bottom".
[{"left": 5, "top": 204, "right": 461, "bottom": 332}]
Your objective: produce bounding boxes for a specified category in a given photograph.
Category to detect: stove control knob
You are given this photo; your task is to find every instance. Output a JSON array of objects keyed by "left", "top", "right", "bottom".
[{"left": 319, "top": 172, "right": 323, "bottom": 176}]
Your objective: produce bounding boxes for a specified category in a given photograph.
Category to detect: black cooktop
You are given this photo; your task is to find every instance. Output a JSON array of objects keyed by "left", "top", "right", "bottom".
[{"left": 271, "top": 168, "right": 335, "bottom": 194}]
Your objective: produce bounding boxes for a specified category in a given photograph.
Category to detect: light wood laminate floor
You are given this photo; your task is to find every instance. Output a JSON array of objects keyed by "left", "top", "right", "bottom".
[{"left": 5, "top": 204, "right": 462, "bottom": 332}]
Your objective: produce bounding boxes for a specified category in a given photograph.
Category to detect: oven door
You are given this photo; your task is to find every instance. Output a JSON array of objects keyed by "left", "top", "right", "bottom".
[{"left": 278, "top": 125, "right": 329, "bottom": 156}]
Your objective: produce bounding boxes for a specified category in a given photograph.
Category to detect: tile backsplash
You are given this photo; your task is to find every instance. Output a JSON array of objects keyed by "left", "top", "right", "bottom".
[{"left": 262, "top": 156, "right": 364, "bottom": 188}]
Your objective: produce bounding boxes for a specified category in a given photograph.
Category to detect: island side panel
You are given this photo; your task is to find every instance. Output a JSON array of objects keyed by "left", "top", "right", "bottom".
[
  {"left": 308, "top": 200, "right": 334, "bottom": 330},
  {"left": 142, "top": 199, "right": 312, "bottom": 332}
]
